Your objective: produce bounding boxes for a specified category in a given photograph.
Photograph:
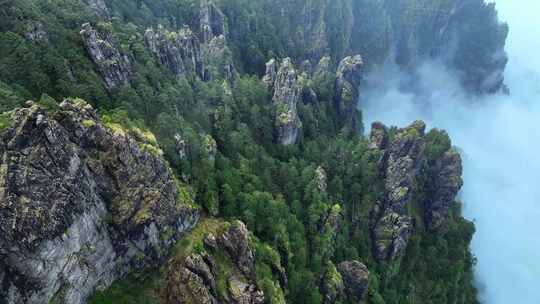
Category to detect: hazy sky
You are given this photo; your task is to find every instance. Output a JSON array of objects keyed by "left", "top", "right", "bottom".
[{"left": 362, "top": 1, "right": 540, "bottom": 303}]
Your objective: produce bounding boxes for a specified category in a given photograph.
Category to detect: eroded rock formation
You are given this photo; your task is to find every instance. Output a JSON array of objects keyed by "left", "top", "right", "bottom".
[
  {"left": 265, "top": 58, "right": 302, "bottom": 145},
  {"left": 369, "top": 121, "right": 464, "bottom": 261},
  {"left": 0, "top": 99, "right": 199, "bottom": 304},
  {"left": 426, "top": 148, "right": 463, "bottom": 230},
  {"left": 334, "top": 55, "right": 364, "bottom": 132},
  {"left": 80, "top": 23, "right": 132, "bottom": 91},
  {"left": 371, "top": 121, "right": 426, "bottom": 261},
  {"left": 337, "top": 261, "right": 370, "bottom": 304},
  {"left": 164, "top": 221, "right": 265, "bottom": 304},
  {"left": 144, "top": 25, "right": 204, "bottom": 78}
]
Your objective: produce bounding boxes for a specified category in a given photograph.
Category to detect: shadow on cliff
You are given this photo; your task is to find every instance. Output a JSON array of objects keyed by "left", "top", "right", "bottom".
[{"left": 360, "top": 20, "right": 540, "bottom": 302}]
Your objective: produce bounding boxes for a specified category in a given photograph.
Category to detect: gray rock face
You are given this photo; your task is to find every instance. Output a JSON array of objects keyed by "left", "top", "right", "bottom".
[
  {"left": 80, "top": 23, "right": 132, "bottom": 91},
  {"left": 217, "top": 221, "right": 255, "bottom": 278},
  {"left": 0, "top": 100, "right": 199, "bottom": 304},
  {"left": 334, "top": 55, "right": 364, "bottom": 132},
  {"left": 144, "top": 1, "right": 235, "bottom": 83},
  {"left": 165, "top": 221, "right": 265, "bottom": 304},
  {"left": 337, "top": 261, "right": 370, "bottom": 304},
  {"left": 200, "top": 0, "right": 226, "bottom": 44},
  {"left": 370, "top": 121, "right": 426, "bottom": 261},
  {"left": 144, "top": 25, "right": 204, "bottom": 78},
  {"left": 204, "top": 34, "right": 236, "bottom": 83},
  {"left": 264, "top": 58, "right": 302, "bottom": 145},
  {"left": 263, "top": 59, "right": 278, "bottom": 89},
  {"left": 425, "top": 149, "right": 463, "bottom": 230},
  {"left": 84, "top": 0, "right": 109, "bottom": 19}
]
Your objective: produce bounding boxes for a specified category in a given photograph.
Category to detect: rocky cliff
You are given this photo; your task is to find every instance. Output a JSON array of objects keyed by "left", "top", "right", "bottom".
[
  {"left": 0, "top": 99, "right": 199, "bottom": 304},
  {"left": 265, "top": 58, "right": 302, "bottom": 145},
  {"left": 143, "top": 0, "right": 235, "bottom": 83},
  {"left": 369, "top": 121, "right": 464, "bottom": 262},
  {"left": 80, "top": 23, "right": 132, "bottom": 91},
  {"left": 145, "top": 25, "right": 204, "bottom": 79}
]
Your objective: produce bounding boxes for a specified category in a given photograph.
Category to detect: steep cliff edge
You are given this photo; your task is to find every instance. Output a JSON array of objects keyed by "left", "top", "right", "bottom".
[
  {"left": 0, "top": 100, "right": 199, "bottom": 304},
  {"left": 369, "top": 121, "right": 465, "bottom": 263}
]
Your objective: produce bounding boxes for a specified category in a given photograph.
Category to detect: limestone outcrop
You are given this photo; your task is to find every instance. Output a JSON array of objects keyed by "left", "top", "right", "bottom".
[
  {"left": 80, "top": 23, "right": 132, "bottom": 91},
  {"left": 0, "top": 99, "right": 199, "bottom": 304}
]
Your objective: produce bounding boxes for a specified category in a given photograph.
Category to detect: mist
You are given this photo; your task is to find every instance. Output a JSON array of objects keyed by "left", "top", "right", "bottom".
[{"left": 361, "top": 0, "right": 540, "bottom": 303}]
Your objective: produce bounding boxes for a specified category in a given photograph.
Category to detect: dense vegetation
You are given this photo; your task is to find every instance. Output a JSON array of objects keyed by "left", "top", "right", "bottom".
[{"left": 0, "top": 0, "right": 486, "bottom": 303}]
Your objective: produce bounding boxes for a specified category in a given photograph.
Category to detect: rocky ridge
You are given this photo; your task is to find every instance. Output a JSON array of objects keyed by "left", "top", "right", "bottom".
[
  {"left": 80, "top": 23, "right": 132, "bottom": 91},
  {"left": 369, "top": 121, "right": 464, "bottom": 262},
  {"left": 144, "top": 25, "right": 204, "bottom": 79},
  {"left": 0, "top": 99, "right": 199, "bottom": 304},
  {"left": 264, "top": 54, "right": 364, "bottom": 145},
  {"left": 370, "top": 121, "right": 426, "bottom": 261}
]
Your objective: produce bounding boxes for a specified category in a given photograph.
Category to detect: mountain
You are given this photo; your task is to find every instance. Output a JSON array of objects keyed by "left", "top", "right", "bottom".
[{"left": 0, "top": 0, "right": 505, "bottom": 303}]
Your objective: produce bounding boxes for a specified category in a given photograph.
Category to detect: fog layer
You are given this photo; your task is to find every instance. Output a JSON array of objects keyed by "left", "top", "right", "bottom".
[{"left": 361, "top": 1, "right": 540, "bottom": 303}]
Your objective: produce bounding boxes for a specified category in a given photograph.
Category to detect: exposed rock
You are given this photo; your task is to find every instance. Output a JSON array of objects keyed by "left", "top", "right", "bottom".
[
  {"left": 315, "top": 166, "right": 328, "bottom": 192},
  {"left": 337, "top": 261, "right": 370, "bottom": 304},
  {"left": 165, "top": 221, "right": 266, "bottom": 304},
  {"left": 381, "top": 0, "right": 507, "bottom": 93},
  {"left": 0, "top": 99, "right": 199, "bottom": 304},
  {"left": 205, "top": 35, "right": 236, "bottom": 82},
  {"left": 217, "top": 221, "right": 254, "bottom": 278},
  {"left": 314, "top": 56, "right": 332, "bottom": 77},
  {"left": 175, "top": 133, "right": 187, "bottom": 160},
  {"left": 369, "top": 122, "right": 389, "bottom": 151},
  {"left": 265, "top": 58, "right": 302, "bottom": 145},
  {"left": 263, "top": 59, "right": 278, "bottom": 89},
  {"left": 334, "top": 55, "right": 364, "bottom": 132},
  {"left": 203, "top": 134, "right": 217, "bottom": 163},
  {"left": 228, "top": 276, "right": 265, "bottom": 304},
  {"left": 425, "top": 149, "right": 463, "bottom": 230},
  {"left": 84, "top": 0, "right": 109, "bottom": 19},
  {"left": 144, "top": 25, "right": 204, "bottom": 79},
  {"left": 321, "top": 262, "right": 344, "bottom": 304},
  {"left": 200, "top": 0, "right": 227, "bottom": 44},
  {"left": 370, "top": 121, "right": 426, "bottom": 261},
  {"left": 373, "top": 212, "right": 413, "bottom": 261},
  {"left": 23, "top": 22, "right": 48, "bottom": 43},
  {"left": 80, "top": 23, "right": 132, "bottom": 91}
]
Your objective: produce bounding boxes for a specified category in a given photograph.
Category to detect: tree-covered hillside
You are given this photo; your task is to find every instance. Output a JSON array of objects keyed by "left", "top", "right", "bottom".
[{"left": 0, "top": 0, "right": 504, "bottom": 303}]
